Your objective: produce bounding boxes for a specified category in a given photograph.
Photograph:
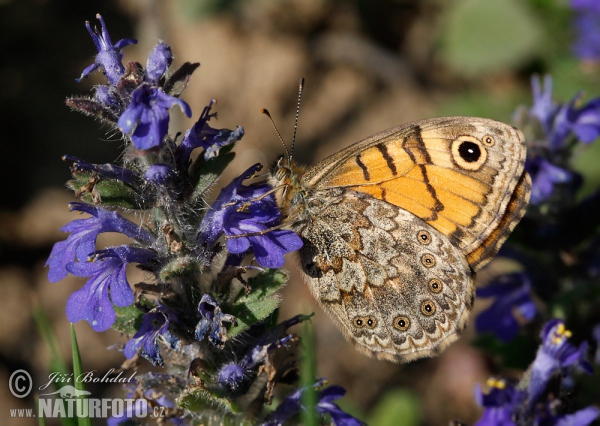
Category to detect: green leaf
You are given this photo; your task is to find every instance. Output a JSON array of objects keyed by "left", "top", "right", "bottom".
[
  {"left": 70, "top": 324, "right": 92, "bottom": 426},
  {"left": 227, "top": 269, "right": 287, "bottom": 338},
  {"left": 178, "top": 387, "right": 242, "bottom": 415},
  {"left": 440, "top": 0, "right": 544, "bottom": 76},
  {"left": 67, "top": 174, "right": 142, "bottom": 209},
  {"left": 367, "top": 389, "right": 421, "bottom": 426},
  {"left": 112, "top": 305, "right": 145, "bottom": 335},
  {"left": 159, "top": 255, "right": 204, "bottom": 282}
]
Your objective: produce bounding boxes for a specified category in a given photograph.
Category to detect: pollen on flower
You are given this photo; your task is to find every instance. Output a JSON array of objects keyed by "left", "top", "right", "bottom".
[
  {"left": 552, "top": 323, "right": 572, "bottom": 344},
  {"left": 486, "top": 378, "right": 506, "bottom": 390}
]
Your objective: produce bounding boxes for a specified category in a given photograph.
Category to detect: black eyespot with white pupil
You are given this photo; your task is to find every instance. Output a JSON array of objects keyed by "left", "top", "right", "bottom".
[
  {"left": 417, "top": 230, "right": 431, "bottom": 245},
  {"left": 421, "top": 300, "right": 436, "bottom": 316},
  {"left": 421, "top": 254, "right": 436, "bottom": 268},
  {"left": 393, "top": 316, "right": 410, "bottom": 331},
  {"left": 429, "top": 278, "right": 443, "bottom": 293},
  {"left": 458, "top": 141, "right": 481, "bottom": 163}
]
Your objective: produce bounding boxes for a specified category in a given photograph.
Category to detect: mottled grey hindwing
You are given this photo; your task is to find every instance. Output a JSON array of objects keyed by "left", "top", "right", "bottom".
[{"left": 296, "top": 189, "right": 475, "bottom": 363}]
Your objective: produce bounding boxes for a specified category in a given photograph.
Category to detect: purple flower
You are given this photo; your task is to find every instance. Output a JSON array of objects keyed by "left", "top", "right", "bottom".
[
  {"left": 526, "top": 157, "right": 573, "bottom": 205},
  {"left": 117, "top": 84, "right": 192, "bottom": 150},
  {"left": 124, "top": 306, "right": 180, "bottom": 366},
  {"left": 146, "top": 42, "right": 172, "bottom": 84},
  {"left": 65, "top": 246, "right": 156, "bottom": 332},
  {"left": 77, "top": 14, "right": 137, "bottom": 85},
  {"left": 198, "top": 164, "right": 303, "bottom": 268},
  {"left": 571, "top": 0, "right": 600, "bottom": 61},
  {"left": 528, "top": 319, "right": 593, "bottom": 404},
  {"left": 46, "top": 203, "right": 154, "bottom": 282},
  {"left": 263, "top": 379, "right": 364, "bottom": 426},
  {"left": 177, "top": 100, "right": 245, "bottom": 164},
  {"left": 476, "top": 273, "right": 537, "bottom": 342},
  {"left": 195, "top": 294, "right": 237, "bottom": 348},
  {"left": 530, "top": 75, "right": 559, "bottom": 136},
  {"left": 474, "top": 379, "right": 522, "bottom": 426}
]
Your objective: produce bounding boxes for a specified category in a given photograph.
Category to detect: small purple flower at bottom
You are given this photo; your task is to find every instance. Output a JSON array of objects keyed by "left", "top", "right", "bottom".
[
  {"left": 195, "top": 294, "right": 237, "bottom": 349},
  {"left": 474, "top": 379, "right": 522, "bottom": 426},
  {"left": 476, "top": 273, "right": 536, "bottom": 342},
  {"left": 117, "top": 84, "right": 191, "bottom": 150},
  {"left": 65, "top": 245, "right": 156, "bottom": 332},
  {"left": 124, "top": 306, "right": 180, "bottom": 366},
  {"left": 528, "top": 319, "right": 593, "bottom": 404},
  {"left": 198, "top": 164, "right": 303, "bottom": 268},
  {"left": 263, "top": 378, "right": 364, "bottom": 426},
  {"left": 46, "top": 203, "right": 154, "bottom": 283},
  {"left": 78, "top": 14, "right": 137, "bottom": 85}
]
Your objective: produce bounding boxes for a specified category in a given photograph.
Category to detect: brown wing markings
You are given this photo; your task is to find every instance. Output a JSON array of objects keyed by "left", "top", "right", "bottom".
[
  {"left": 466, "top": 171, "right": 531, "bottom": 270},
  {"left": 402, "top": 125, "right": 433, "bottom": 165},
  {"left": 355, "top": 153, "right": 370, "bottom": 181},
  {"left": 376, "top": 143, "right": 398, "bottom": 175}
]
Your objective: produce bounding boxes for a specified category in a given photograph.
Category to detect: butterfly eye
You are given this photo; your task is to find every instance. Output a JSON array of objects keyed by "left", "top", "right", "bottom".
[
  {"left": 421, "top": 254, "right": 436, "bottom": 268},
  {"left": 393, "top": 316, "right": 410, "bottom": 331},
  {"left": 417, "top": 230, "right": 431, "bottom": 245},
  {"left": 428, "top": 278, "right": 443, "bottom": 293},
  {"left": 420, "top": 300, "right": 436, "bottom": 316}
]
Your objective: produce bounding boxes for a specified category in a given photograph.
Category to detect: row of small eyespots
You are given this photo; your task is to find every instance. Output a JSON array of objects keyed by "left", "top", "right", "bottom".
[{"left": 352, "top": 298, "right": 438, "bottom": 332}]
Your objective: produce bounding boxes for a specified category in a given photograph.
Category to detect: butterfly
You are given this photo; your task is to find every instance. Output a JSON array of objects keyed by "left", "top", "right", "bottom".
[{"left": 268, "top": 116, "right": 530, "bottom": 363}]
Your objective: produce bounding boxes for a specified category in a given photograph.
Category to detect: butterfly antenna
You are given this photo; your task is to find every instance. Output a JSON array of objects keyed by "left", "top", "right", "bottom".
[
  {"left": 261, "top": 108, "right": 290, "bottom": 161},
  {"left": 290, "top": 77, "right": 304, "bottom": 162}
]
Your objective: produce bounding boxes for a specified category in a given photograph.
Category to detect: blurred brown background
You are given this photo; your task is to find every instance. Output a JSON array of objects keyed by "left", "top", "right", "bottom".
[{"left": 1, "top": 0, "right": 595, "bottom": 424}]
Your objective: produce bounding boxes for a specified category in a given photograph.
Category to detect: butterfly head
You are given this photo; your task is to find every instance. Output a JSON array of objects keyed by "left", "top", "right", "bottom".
[{"left": 268, "top": 155, "right": 307, "bottom": 216}]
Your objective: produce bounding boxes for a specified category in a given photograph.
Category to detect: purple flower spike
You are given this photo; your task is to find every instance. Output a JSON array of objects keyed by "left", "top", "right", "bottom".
[
  {"left": 65, "top": 246, "right": 156, "bottom": 332},
  {"left": 195, "top": 294, "right": 237, "bottom": 348},
  {"left": 146, "top": 42, "right": 173, "bottom": 84},
  {"left": 198, "top": 164, "right": 303, "bottom": 268},
  {"left": 476, "top": 273, "right": 537, "bottom": 342},
  {"left": 124, "top": 306, "right": 179, "bottom": 366},
  {"left": 78, "top": 14, "right": 137, "bottom": 85},
  {"left": 528, "top": 319, "right": 593, "bottom": 404},
  {"left": 46, "top": 202, "right": 154, "bottom": 283},
  {"left": 263, "top": 379, "right": 364, "bottom": 426},
  {"left": 118, "top": 84, "right": 192, "bottom": 150}
]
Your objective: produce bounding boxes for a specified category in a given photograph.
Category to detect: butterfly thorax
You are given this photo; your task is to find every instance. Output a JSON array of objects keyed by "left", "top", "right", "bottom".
[{"left": 268, "top": 156, "right": 311, "bottom": 225}]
